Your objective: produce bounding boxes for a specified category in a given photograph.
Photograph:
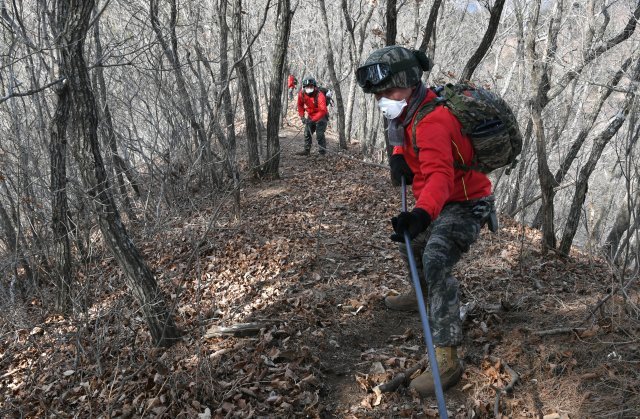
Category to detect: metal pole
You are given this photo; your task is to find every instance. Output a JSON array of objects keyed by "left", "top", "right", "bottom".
[{"left": 401, "top": 176, "right": 448, "bottom": 418}]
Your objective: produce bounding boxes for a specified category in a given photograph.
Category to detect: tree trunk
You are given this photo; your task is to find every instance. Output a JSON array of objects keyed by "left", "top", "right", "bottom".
[
  {"left": 50, "top": 80, "right": 73, "bottom": 313},
  {"left": 232, "top": 0, "right": 261, "bottom": 177},
  {"left": 417, "top": 0, "right": 443, "bottom": 57},
  {"left": 217, "top": 0, "right": 239, "bottom": 185},
  {"left": 247, "top": 48, "right": 265, "bottom": 140},
  {"left": 459, "top": 0, "right": 507, "bottom": 82},
  {"left": 56, "top": 0, "right": 180, "bottom": 346},
  {"left": 341, "top": 0, "right": 374, "bottom": 142},
  {"left": 383, "top": 0, "right": 398, "bottom": 161},
  {"left": 385, "top": 0, "right": 397, "bottom": 46},
  {"left": 262, "top": 0, "right": 293, "bottom": 178},
  {"left": 318, "top": 0, "right": 347, "bottom": 149},
  {"left": 0, "top": 196, "right": 33, "bottom": 298},
  {"left": 603, "top": 191, "right": 634, "bottom": 260},
  {"left": 526, "top": 0, "right": 557, "bottom": 252},
  {"left": 93, "top": 13, "right": 137, "bottom": 221}
]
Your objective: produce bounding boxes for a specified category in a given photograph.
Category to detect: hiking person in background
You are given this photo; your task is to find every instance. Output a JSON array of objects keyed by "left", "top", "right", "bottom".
[
  {"left": 296, "top": 77, "right": 329, "bottom": 156},
  {"left": 356, "top": 46, "right": 495, "bottom": 397},
  {"left": 287, "top": 74, "right": 298, "bottom": 100}
]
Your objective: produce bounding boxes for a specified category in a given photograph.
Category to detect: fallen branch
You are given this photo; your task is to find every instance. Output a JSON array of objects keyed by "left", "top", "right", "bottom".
[
  {"left": 528, "top": 327, "right": 587, "bottom": 336},
  {"left": 374, "top": 358, "right": 426, "bottom": 393},
  {"left": 204, "top": 322, "right": 274, "bottom": 338},
  {"left": 489, "top": 356, "right": 519, "bottom": 418}
]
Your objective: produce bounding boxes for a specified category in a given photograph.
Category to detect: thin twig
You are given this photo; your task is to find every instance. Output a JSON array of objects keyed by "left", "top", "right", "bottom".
[
  {"left": 489, "top": 356, "right": 519, "bottom": 418},
  {"left": 578, "top": 268, "right": 639, "bottom": 328}
]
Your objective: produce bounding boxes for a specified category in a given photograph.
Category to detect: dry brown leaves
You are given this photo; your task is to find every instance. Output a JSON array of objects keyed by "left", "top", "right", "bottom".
[{"left": 1, "top": 131, "right": 639, "bottom": 417}]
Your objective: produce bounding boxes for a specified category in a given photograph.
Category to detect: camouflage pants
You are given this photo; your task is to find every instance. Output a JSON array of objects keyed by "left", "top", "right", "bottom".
[
  {"left": 399, "top": 196, "right": 494, "bottom": 347},
  {"left": 304, "top": 117, "right": 328, "bottom": 154}
]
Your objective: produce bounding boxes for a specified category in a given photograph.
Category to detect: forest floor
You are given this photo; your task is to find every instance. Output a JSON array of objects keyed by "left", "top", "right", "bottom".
[{"left": 2, "top": 124, "right": 640, "bottom": 418}]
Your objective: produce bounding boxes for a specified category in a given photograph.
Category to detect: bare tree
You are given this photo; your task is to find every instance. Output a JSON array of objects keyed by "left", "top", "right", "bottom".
[
  {"left": 263, "top": 0, "right": 294, "bottom": 178},
  {"left": 417, "top": 0, "right": 443, "bottom": 57},
  {"left": 318, "top": 0, "right": 347, "bottom": 149},
  {"left": 217, "top": 0, "right": 239, "bottom": 187},
  {"left": 459, "top": 0, "right": 507, "bottom": 83},
  {"left": 383, "top": 0, "right": 398, "bottom": 161},
  {"left": 559, "top": 56, "right": 640, "bottom": 254},
  {"left": 150, "top": 0, "right": 219, "bottom": 186},
  {"left": 233, "top": 0, "right": 262, "bottom": 177},
  {"left": 54, "top": 0, "right": 180, "bottom": 346},
  {"left": 341, "top": 0, "right": 374, "bottom": 142}
]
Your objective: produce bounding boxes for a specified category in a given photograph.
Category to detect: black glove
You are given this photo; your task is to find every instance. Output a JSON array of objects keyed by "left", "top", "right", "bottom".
[
  {"left": 389, "top": 154, "right": 414, "bottom": 186},
  {"left": 390, "top": 208, "right": 431, "bottom": 242},
  {"left": 301, "top": 117, "right": 310, "bottom": 125}
]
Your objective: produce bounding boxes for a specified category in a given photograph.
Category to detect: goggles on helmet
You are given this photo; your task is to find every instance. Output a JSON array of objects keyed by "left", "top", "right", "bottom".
[
  {"left": 355, "top": 58, "right": 418, "bottom": 89},
  {"left": 302, "top": 78, "right": 316, "bottom": 87}
]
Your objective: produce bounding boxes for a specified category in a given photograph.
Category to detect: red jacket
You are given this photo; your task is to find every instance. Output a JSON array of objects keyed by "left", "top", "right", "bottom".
[
  {"left": 297, "top": 89, "right": 328, "bottom": 122},
  {"left": 393, "top": 89, "right": 492, "bottom": 220},
  {"left": 287, "top": 75, "right": 297, "bottom": 89}
]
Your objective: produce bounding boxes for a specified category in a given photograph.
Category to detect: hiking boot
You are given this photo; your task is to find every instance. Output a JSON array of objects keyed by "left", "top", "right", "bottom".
[
  {"left": 409, "top": 347, "right": 463, "bottom": 397},
  {"left": 295, "top": 150, "right": 310, "bottom": 156},
  {"left": 384, "top": 289, "right": 418, "bottom": 312}
]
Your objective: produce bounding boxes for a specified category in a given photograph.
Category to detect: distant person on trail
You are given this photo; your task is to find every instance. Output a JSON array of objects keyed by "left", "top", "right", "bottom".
[
  {"left": 287, "top": 74, "right": 298, "bottom": 100},
  {"left": 356, "top": 45, "right": 495, "bottom": 397},
  {"left": 296, "top": 77, "right": 329, "bottom": 156}
]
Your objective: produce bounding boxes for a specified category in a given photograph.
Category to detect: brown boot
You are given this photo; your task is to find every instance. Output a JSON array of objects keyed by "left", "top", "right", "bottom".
[
  {"left": 384, "top": 289, "right": 418, "bottom": 312},
  {"left": 409, "top": 347, "right": 463, "bottom": 397},
  {"left": 295, "top": 149, "right": 310, "bottom": 156}
]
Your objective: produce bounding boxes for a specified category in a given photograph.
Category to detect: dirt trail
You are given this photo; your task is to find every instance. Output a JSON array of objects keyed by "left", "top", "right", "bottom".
[{"left": 259, "top": 128, "right": 639, "bottom": 417}]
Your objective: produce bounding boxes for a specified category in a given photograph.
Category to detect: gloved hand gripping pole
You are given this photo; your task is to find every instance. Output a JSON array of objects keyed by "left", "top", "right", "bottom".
[{"left": 401, "top": 176, "right": 448, "bottom": 418}]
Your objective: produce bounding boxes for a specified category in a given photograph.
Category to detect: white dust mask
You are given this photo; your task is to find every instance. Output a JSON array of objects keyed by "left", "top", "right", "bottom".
[
  {"left": 377, "top": 97, "right": 407, "bottom": 120},
  {"left": 305, "top": 87, "right": 315, "bottom": 94}
]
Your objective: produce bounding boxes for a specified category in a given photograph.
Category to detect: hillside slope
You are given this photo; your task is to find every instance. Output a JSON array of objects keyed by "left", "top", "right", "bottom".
[{"left": 1, "top": 128, "right": 638, "bottom": 418}]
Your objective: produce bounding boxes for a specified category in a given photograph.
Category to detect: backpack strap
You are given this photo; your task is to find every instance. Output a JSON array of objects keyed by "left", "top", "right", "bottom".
[
  {"left": 410, "top": 98, "right": 444, "bottom": 155},
  {"left": 313, "top": 89, "right": 326, "bottom": 108}
]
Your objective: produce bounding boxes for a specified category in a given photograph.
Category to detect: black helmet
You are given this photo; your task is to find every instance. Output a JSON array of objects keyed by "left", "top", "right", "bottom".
[
  {"left": 356, "top": 46, "right": 432, "bottom": 93},
  {"left": 302, "top": 77, "right": 317, "bottom": 87}
]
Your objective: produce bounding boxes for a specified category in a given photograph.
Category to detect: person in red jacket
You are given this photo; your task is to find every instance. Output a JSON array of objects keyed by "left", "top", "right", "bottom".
[
  {"left": 287, "top": 74, "right": 297, "bottom": 99},
  {"left": 356, "top": 46, "right": 495, "bottom": 396},
  {"left": 296, "top": 77, "right": 329, "bottom": 156}
]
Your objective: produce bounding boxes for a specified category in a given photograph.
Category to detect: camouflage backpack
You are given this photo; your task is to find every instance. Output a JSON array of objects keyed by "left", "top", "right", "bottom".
[
  {"left": 411, "top": 83, "right": 522, "bottom": 174},
  {"left": 315, "top": 86, "right": 334, "bottom": 108}
]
